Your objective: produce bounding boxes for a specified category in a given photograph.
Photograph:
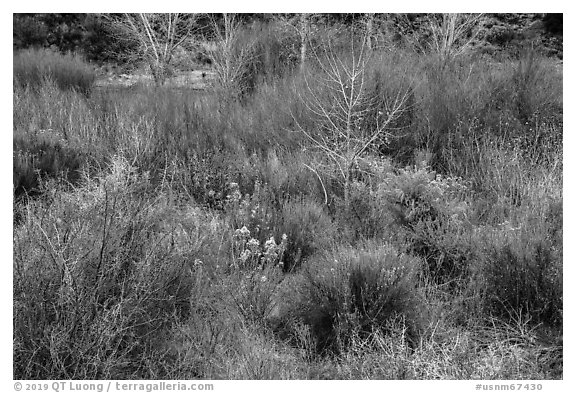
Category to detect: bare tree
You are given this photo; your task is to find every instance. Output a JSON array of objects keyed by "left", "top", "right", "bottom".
[
  {"left": 427, "top": 13, "right": 484, "bottom": 70},
  {"left": 207, "top": 13, "right": 256, "bottom": 98},
  {"left": 104, "top": 13, "right": 198, "bottom": 85},
  {"left": 294, "top": 33, "right": 414, "bottom": 205},
  {"left": 364, "top": 13, "right": 376, "bottom": 51},
  {"left": 278, "top": 13, "right": 313, "bottom": 71},
  {"left": 298, "top": 13, "right": 311, "bottom": 70}
]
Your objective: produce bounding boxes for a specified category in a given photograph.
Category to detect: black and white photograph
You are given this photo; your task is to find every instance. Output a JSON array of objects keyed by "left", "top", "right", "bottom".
[{"left": 11, "top": 5, "right": 564, "bottom": 383}]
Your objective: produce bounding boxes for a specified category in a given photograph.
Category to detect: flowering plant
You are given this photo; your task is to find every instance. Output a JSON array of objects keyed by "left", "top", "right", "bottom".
[{"left": 232, "top": 225, "right": 287, "bottom": 269}]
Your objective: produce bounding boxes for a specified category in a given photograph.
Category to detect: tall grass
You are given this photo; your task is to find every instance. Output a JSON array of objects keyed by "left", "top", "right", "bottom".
[
  {"left": 14, "top": 48, "right": 96, "bottom": 95},
  {"left": 415, "top": 50, "right": 562, "bottom": 175}
]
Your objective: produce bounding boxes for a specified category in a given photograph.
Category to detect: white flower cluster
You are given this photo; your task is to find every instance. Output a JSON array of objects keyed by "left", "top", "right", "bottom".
[
  {"left": 226, "top": 182, "right": 242, "bottom": 205},
  {"left": 233, "top": 227, "right": 288, "bottom": 269}
]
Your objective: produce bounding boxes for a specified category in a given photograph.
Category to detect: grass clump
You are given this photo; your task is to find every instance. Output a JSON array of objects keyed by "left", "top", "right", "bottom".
[{"left": 14, "top": 48, "right": 96, "bottom": 95}]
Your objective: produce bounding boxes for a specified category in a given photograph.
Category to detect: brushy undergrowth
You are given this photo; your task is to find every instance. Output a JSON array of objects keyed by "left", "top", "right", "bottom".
[
  {"left": 13, "top": 27, "right": 562, "bottom": 379},
  {"left": 13, "top": 157, "right": 226, "bottom": 378}
]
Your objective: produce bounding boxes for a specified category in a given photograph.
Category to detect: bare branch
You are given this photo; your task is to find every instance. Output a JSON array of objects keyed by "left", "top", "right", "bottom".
[
  {"left": 102, "top": 13, "right": 199, "bottom": 85},
  {"left": 296, "top": 32, "right": 413, "bottom": 204}
]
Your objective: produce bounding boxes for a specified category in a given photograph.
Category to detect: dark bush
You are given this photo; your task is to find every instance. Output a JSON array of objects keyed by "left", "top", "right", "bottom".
[
  {"left": 542, "top": 14, "right": 563, "bottom": 35},
  {"left": 13, "top": 135, "right": 86, "bottom": 200},
  {"left": 13, "top": 14, "right": 48, "bottom": 49}
]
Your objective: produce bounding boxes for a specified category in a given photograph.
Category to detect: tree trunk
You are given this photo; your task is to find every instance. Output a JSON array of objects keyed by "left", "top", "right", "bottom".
[
  {"left": 366, "top": 13, "right": 375, "bottom": 51},
  {"left": 150, "top": 62, "right": 167, "bottom": 86},
  {"left": 300, "top": 13, "right": 310, "bottom": 71},
  {"left": 344, "top": 163, "right": 353, "bottom": 211}
]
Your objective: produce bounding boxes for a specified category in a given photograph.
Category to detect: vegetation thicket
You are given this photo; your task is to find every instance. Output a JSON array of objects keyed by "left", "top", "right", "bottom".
[{"left": 13, "top": 13, "right": 562, "bottom": 379}]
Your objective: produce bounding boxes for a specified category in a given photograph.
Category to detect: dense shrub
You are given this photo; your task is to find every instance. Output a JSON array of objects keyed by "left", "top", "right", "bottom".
[
  {"left": 379, "top": 166, "right": 473, "bottom": 284},
  {"left": 14, "top": 48, "right": 96, "bottom": 95},
  {"left": 276, "top": 198, "right": 337, "bottom": 270},
  {"left": 283, "top": 243, "right": 424, "bottom": 354},
  {"left": 13, "top": 14, "right": 48, "bottom": 49},
  {"left": 13, "top": 134, "right": 85, "bottom": 201},
  {"left": 415, "top": 52, "right": 561, "bottom": 175},
  {"left": 334, "top": 180, "right": 392, "bottom": 241},
  {"left": 13, "top": 157, "right": 220, "bottom": 378},
  {"left": 333, "top": 160, "right": 474, "bottom": 286},
  {"left": 226, "top": 264, "right": 286, "bottom": 326},
  {"left": 470, "top": 190, "right": 563, "bottom": 327},
  {"left": 475, "top": 227, "right": 562, "bottom": 327},
  {"left": 12, "top": 77, "right": 304, "bottom": 204},
  {"left": 13, "top": 80, "right": 100, "bottom": 200},
  {"left": 510, "top": 49, "right": 562, "bottom": 124},
  {"left": 542, "top": 14, "right": 563, "bottom": 35}
]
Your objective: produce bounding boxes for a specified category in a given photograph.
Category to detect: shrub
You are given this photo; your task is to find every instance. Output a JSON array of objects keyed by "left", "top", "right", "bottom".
[
  {"left": 14, "top": 48, "right": 96, "bottom": 95},
  {"left": 13, "top": 133, "right": 87, "bottom": 201},
  {"left": 511, "top": 48, "right": 562, "bottom": 124},
  {"left": 231, "top": 225, "right": 287, "bottom": 270},
  {"left": 473, "top": 205, "right": 563, "bottom": 327},
  {"left": 13, "top": 14, "right": 48, "bottom": 49},
  {"left": 286, "top": 243, "right": 424, "bottom": 354},
  {"left": 333, "top": 162, "right": 473, "bottom": 285},
  {"left": 334, "top": 180, "right": 393, "bottom": 241},
  {"left": 256, "top": 150, "right": 328, "bottom": 205},
  {"left": 276, "top": 198, "right": 337, "bottom": 270},
  {"left": 13, "top": 156, "right": 213, "bottom": 378},
  {"left": 375, "top": 165, "right": 472, "bottom": 283},
  {"left": 414, "top": 51, "right": 562, "bottom": 175},
  {"left": 227, "top": 265, "right": 286, "bottom": 327},
  {"left": 330, "top": 156, "right": 396, "bottom": 241},
  {"left": 224, "top": 177, "right": 337, "bottom": 271},
  {"left": 13, "top": 79, "right": 103, "bottom": 201}
]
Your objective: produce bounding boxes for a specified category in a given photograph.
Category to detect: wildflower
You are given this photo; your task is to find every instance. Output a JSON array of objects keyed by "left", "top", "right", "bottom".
[
  {"left": 193, "top": 259, "right": 203, "bottom": 267},
  {"left": 260, "top": 276, "right": 267, "bottom": 283},
  {"left": 264, "top": 236, "right": 277, "bottom": 250},
  {"left": 235, "top": 226, "right": 251, "bottom": 239},
  {"left": 239, "top": 249, "right": 252, "bottom": 263},
  {"left": 247, "top": 238, "right": 260, "bottom": 249}
]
